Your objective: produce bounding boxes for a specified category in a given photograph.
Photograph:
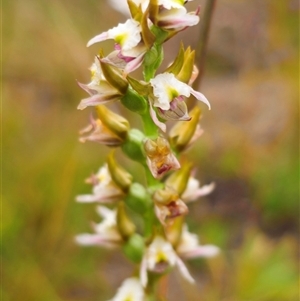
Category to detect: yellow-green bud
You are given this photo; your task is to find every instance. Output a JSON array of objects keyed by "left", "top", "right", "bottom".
[
  {"left": 107, "top": 151, "right": 133, "bottom": 192},
  {"left": 121, "top": 89, "right": 148, "bottom": 114},
  {"left": 96, "top": 105, "right": 129, "bottom": 140},
  {"left": 122, "top": 233, "right": 145, "bottom": 263},
  {"left": 122, "top": 129, "right": 146, "bottom": 163},
  {"left": 169, "top": 106, "right": 202, "bottom": 153},
  {"left": 116, "top": 202, "right": 136, "bottom": 240},
  {"left": 98, "top": 53, "right": 128, "bottom": 94},
  {"left": 125, "top": 183, "right": 152, "bottom": 214},
  {"left": 165, "top": 162, "right": 192, "bottom": 195}
]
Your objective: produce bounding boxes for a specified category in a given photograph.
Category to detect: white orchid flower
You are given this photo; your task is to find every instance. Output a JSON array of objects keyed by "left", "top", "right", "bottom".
[
  {"left": 76, "top": 164, "right": 124, "bottom": 203},
  {"left": 78, "top": 115, "right": 124, "bottom": 146},
  {"left": 150, "top": 73, "right": 210, "bottom": 111},
  {"left": 77, "top": 57, "right": 122, "bottom": 110},
  {"left": 108, "top": 277, "right": 145, "bottom": 301},
  {"left": 149, "top": 73, "right": 210, "bottom": 128},
  {"left": 177, "top": 224, "right": 220, "bottom": 259},
  {"left": 156, "top": 6, "right": 199, "bottom": 30},
  {"left": 140, "top": 236, "right": 194, "bottom": 287},
  {"left": 87, "top": 19, "right": 141, "bottom": 51},
  {"left": 182, "top": 177, "right": 215, "bottom": 203},
  {"left": 76, "top": 206, "right": 122, "bottom": 248}
]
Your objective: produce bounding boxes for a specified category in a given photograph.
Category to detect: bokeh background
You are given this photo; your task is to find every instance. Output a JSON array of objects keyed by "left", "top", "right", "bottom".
[{"left": 3, "top": 0, "right": 299, "bottom": 300}]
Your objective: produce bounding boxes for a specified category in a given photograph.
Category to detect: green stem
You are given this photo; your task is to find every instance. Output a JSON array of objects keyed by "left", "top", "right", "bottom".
[{"left": 140, "top": 108, "right": 159, "bottom": 138}]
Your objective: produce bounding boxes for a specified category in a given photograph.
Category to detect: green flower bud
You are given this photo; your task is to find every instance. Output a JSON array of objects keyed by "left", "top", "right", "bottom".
[
  {"left": 177, "top": 48, "right": 195, "bottom": 84},
  {"left": 165, "top": 162, "right": 192, "bottom": 195},
  {"left": 121, "top": 89, "right": 148, "bottom": 114},
  {"left": 165, "top": 216, "right": 184, "bottom": 248},
  {"left": 98, "top": 53, "right": 128, "bottom": 94},
  {"left": 107, "top": 151, "right": 133, "bottom": 192},
  {"left": 122, "top": 129, "right": 146, "bottom": 163},
  {"left": 117, "top": 202, "right": 136, "bottom": 240},
  {"left": 125, "top": 182, "right": 152, "bottom": 214},
  {"left": 169, "top": 106, "right": 202, "bottom": 153},
  {"left": 165, "top": 42, "right": 185, "bottom": 75},
  {"left": 127, "top": 76, "right": 150, "bottom": 96},
  {"left": 122, "top": 233, "right": 145, "bottom": 263},
  {"left": 96, "top": 105, "right": 129, "bottom": 140}
]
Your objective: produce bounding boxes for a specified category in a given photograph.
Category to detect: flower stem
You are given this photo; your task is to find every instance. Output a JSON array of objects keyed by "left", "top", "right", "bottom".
[{"left": 193, "top": 0, "right": 217, "bottom": 90}]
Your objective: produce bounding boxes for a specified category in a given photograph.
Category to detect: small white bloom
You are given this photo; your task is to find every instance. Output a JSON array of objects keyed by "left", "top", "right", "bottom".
[
  {"left": 108, "top": 277, "right": 145, "bottom": 301},
  {"left": 87, "top": 19, "right": 141, "bottom": 51},
  {"left": 76, "top": 165, "right": 124, "bottom": 203},
  {"left": 182, "top": 177, "right": 215, "bottom": 203},
  {"left": 140, "top": 236, "right": 194, "bottom": 287},
  {"left": 76, "top": 206, "right": 122, "bottom": 248},
  {"left": 150, "top": 73, "right": 210, "bottom": 111},
  {"left": 89, "top": 57, "right": 104, "bottom": 86},
  {"left": 177, "top": 224, "right": 220, "bottom": 259},
  {"left": 79, "top": 116, "right": 123, "bottom": 146}
]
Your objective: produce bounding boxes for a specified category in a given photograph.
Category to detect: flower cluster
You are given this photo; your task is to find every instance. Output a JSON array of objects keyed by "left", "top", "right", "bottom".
[{"left": 76, "top": 1, "right": 218, "bottom": 300}]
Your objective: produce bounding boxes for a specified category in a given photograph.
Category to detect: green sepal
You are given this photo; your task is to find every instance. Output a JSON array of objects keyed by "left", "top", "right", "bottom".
[
  {"left": 122, "top": 129, "right": 146, "bottom": 163},
  {"left": 127, "top": 76, "right": 150, "bottom": 96},
  {"left": 169, "top": 106, "right": 201, "bottom": 153},
  {"left": 141, "top": 7, "right": 156, "bottom": 48},
  {"left": 127, "top": 0, "right": 142, "bottom": 21},
  {"left": 148, "top": 0, "right": 159, "bottom": 24},
  {"left": 165, "top": 41, "right": 185, "bottom": 75},
  {"left": 122, "top": 233, "right": 145, "bottom": 263},
  {"left": 150, "top": 25, "right": 169, "bottom": 44},
  {"left": 143, "top": 43, "right": 164, "bottom": 81},
  {"left": 177, "top": 49, "right": 195, "bottom": 83},
  {"left": 96, "top": 105, "right": 129, "bottom": 140},
  {"left": 125, "top": 182, "right": 152, "bottom": 214},
  {"left": 117, "top": 202, "right": 136, "bottom": 240},
  {"left": 121, "top": 88, "right": 148, "bottom": 114},
  {"left": 107, "top": 151, "right": 133, "bottom": 192},
  {"left": 98, "top": 53, "right": 128, "bottom": 94},
  {"left": 165, "top": 162, "right": 192, "bottom": 195}
]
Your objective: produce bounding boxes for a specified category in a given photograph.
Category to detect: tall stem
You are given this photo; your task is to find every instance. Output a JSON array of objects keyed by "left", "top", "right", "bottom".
[{"left": 192, "top": 0, "right": 217, "bottom": 96}]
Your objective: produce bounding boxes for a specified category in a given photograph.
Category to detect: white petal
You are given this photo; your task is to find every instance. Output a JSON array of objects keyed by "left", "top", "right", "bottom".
[
  {"left": 140, "top": 256, "right": 148, "bottom": 287},
  {"left": 149, "top": 101, "right": 167, "bottom": 132},
  {"left": 87, "top": 32, "right": 109, "bottom": 47},
  {"left": 175, "top": 256, "right": 195, "bottom": 284},
  {"left": 190, "top": 88, "right": 211, "bottom": 109},
  {"left": 182, "top": 245, "right": 220, "bottom": 259}
]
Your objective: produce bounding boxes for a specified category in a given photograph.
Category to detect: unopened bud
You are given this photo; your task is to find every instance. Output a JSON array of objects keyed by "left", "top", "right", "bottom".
[
  {"left": 117, "top": 202, "right": 136, "bottom": 240},
  {"left": 121, "top": 89, "right": 148, "bottom": 114},
  {"left": 122, "top": 129, "right": 146, "bottom": 163},
  {"left": 122, "top": 233, "right": 145, "bottom": 263},
  {"left": 165, "top": 162, "right": 192, "bottom": 195},
  {"left": 96, "top": 105, "right": 129, "bottom": 140},
  {"left": 153, "top": 187, "right": 178, "bottom": 205},
  {"left": 125, "top": 183, "right": 152, "bottom": 214},
  {"left": 107, "top": 151, "right": 133, "bottom": 192},
  {"left": 169, "top": 106, "right": 202, "bottom": 153},
  {"left": 98, "top": 53, "right": 128, "bottom": 94}
]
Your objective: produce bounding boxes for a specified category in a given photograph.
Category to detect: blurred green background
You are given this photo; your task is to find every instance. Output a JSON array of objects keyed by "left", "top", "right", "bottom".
[{"left": 3, "top": 0, "right": 299, "bottom": 300}]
